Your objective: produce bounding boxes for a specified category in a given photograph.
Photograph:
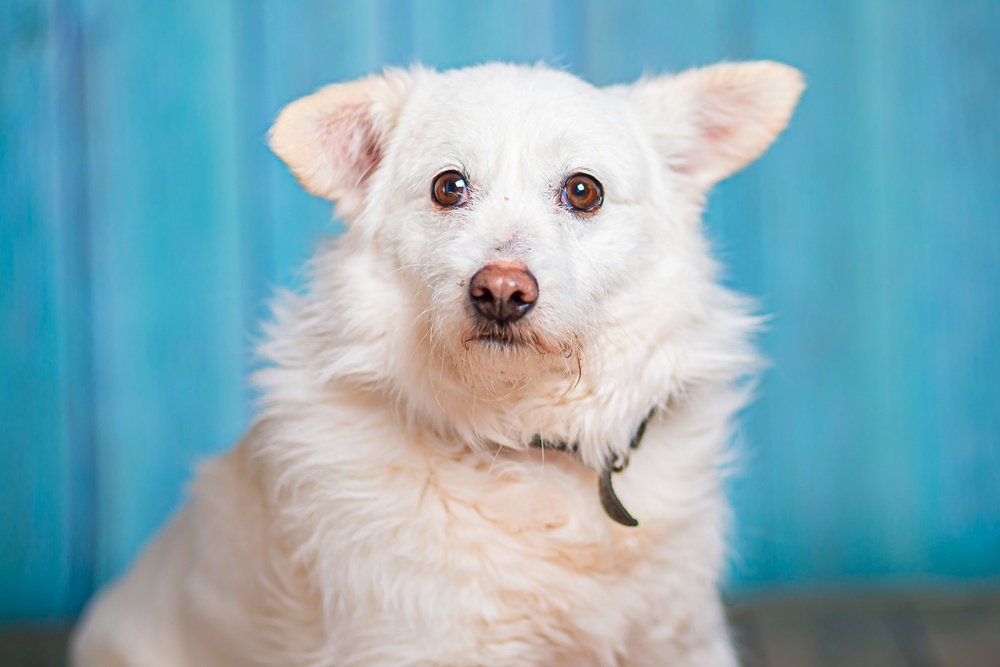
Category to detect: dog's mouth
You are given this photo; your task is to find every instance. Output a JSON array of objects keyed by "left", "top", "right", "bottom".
[
  {"left": 461, "top": 318, "right": 569, "bottom": 357},
  {"left": 465, "top": 320, "right": 535, "bottom": 350}
]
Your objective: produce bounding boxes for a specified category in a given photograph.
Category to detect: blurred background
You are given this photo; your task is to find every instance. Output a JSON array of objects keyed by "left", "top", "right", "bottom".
[{"left": 2, "top": 0, "right": 999, "bottom": 656}]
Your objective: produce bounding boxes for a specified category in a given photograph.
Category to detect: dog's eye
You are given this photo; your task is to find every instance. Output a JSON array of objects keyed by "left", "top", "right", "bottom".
[
  {"left": 561, "top": 173, "right": 603, "bottom": 213},
  {"left": 432, "top": 170, "right": 469, "bottom": 207}
]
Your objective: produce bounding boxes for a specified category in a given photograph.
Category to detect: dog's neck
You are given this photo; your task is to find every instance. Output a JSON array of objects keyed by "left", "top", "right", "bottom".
[
  {"left": 420, "top": 330, "right": 663, "bottom": 527},
  {"left": 531, "top": 407, "right": 656, "bottom": 527}
]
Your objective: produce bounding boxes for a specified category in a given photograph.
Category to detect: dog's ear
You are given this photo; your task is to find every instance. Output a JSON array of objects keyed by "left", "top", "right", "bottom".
[
  {"left": 269, "top": 69, "right": 415, "bottom": 206},
  {"left": 624, "top": 62, "right": 804, "bottom": 189}
]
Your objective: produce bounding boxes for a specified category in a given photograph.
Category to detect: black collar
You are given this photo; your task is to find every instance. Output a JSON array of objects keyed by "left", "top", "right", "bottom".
[{"left": 529, "top": 409, "right": 655, "bottom": 528}]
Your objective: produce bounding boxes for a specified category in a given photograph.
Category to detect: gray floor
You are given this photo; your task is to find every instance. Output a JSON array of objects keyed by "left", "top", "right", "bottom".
[
  {"left": 3, "top": 594, "right": 999, "bottom": 666},
  {"left": 728, "top": 593, "right": 1000, "bottom": 667}
]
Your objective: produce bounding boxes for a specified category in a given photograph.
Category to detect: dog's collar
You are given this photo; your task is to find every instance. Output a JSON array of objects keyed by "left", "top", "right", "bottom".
[{"left": 529, "top": 409, "right": 655, "bottom": 528}]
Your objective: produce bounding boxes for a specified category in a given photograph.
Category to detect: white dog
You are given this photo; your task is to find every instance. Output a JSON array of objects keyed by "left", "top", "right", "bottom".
[{"left": 72, "top": 61, "right": 802, "bottom": 666}]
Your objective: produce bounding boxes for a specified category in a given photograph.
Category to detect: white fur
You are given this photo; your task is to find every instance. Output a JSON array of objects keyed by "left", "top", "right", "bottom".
[{"left": 72, "top": 62, "right": 803, "bottom": 666}]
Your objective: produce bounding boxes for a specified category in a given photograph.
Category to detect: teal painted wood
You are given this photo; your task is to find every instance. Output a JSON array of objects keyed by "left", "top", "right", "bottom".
[
  {"left": 0, "top": 0, "right": 74, "bottom": 620},
  {"left": 79, "top": 0, "right": 250, "bottom": 583},
  {"left": 0, "top": 0, "right": 101, "bottom": 620},
  {"left": 256, "top": 1, "right": 382, "bottom": 288},
  {"left": 737, "top": 0, "right": 1000, "bottom": 590},
  {"left": 871, "top": 0, "right": 1000, "bottom": 580},
  {"left": 742, "top": 0, "right": 889, "bottom": 587},
  {"left": 52, "top": 0, "right": 99, "bottom": 617},
  {"left": 1, "top": 0, "right": 999, "bottom": 620},
  {"left": 1, "top": 0, "right": 100, "bottom": 619}
]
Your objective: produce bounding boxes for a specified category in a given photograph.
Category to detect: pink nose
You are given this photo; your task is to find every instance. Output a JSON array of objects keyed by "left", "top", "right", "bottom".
[{"left": 469, "top": 262, "right": 538, "bottom": 324}]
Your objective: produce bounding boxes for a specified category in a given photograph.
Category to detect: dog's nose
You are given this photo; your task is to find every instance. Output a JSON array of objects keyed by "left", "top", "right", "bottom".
[{"left": 469, "top": 262, "right": 538, "bottom": 324}]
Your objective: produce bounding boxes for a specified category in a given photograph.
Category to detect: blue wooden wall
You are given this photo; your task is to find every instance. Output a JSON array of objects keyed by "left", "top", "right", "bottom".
[{"left": 2, "top": 0, "right": 998, "bottom": 621}]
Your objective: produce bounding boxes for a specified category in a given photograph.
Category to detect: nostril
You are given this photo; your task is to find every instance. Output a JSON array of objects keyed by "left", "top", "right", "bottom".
[{"left": 472, "top": 290, "right": 496, "bottom": 306}]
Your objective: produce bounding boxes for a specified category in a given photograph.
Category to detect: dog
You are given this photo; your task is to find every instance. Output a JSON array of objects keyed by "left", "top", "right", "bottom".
[{"left": 72, "top": 61, "right": 803, "bottom": 666}]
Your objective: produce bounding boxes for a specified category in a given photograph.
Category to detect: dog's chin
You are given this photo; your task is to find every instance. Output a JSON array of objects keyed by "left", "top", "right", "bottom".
[{"left": 448, "top": 320, "right": 580, "bottom": 393}]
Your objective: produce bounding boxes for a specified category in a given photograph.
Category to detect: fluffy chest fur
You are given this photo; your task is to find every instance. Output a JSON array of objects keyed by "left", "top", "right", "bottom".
[{"left": 232, "top": 384, "right": 736, "bottom": 666}]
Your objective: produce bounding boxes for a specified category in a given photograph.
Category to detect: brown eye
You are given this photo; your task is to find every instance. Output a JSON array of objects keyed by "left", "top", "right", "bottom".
[
  {"left": 561, "top": 173, "right": 603, "bottom": 212},
  {"left": 432, "top": 170, "right": 468, "bottom": 207}
]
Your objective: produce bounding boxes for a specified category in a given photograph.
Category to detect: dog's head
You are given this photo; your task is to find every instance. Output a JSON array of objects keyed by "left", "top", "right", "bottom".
[{"left": 268, "top": 63, "right": 802, "bottom": 446}]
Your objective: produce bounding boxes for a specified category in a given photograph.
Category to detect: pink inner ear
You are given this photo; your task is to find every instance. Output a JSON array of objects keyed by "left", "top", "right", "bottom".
[
  {"left": 704, "top": 122, "right": 734, "bottom": 144},
  {"left": 675, "top": 92, "right": 750, "bottom": 180},
  {"left": 678, "top": 112, "right": 737, "bottom": 179},
  {"left": 323, "top": 105, "right": 383, "bottom": 192},
  {"left": 701, "top": 85, "right": 756, "bottom": 146}
]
